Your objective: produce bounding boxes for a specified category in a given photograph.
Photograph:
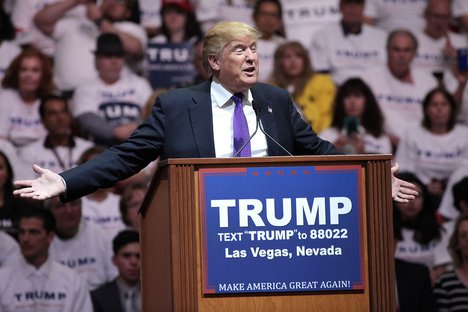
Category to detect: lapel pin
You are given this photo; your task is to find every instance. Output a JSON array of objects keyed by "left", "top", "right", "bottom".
[{"left": 268, "top": 106, "right": 273, "bottom": 113}]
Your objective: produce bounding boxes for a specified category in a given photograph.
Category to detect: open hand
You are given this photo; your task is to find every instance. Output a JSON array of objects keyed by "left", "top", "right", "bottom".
[
  {"left": 13, "top": 164, "right": 66, "bottom": 200},
  {"left": 391, "top": 163, "right": 418, "bottom": 203}
]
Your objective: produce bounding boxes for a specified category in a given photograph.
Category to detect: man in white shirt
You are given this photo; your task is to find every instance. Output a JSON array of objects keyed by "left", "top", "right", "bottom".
[
  {"left": 310, "top": 0, "right": 388, "bottom": 85},
  {"left": 19, "top": 94, "right": 94, "bottom": 178},
  {"left": 0, "top": 208, "right": 92, "bottom": 312},
  {"left": 362, "top": 29, "right": 438, "bottom": 146},
  {"left": 47, "top": 196, "right": 117, "bottom": 290}
]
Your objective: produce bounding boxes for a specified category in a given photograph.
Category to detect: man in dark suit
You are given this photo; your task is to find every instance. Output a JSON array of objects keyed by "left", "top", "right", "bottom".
[
  {"left": 91, "top": 230, "right": 140, "bottom": 312},
  {"left": 13, "top": 21, "right": 416, "bottom": 203}
]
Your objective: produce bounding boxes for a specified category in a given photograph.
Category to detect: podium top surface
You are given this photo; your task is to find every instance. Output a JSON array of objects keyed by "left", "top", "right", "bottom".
[{"left": 158, "top": 154, "right": 392, "bottom": 167}]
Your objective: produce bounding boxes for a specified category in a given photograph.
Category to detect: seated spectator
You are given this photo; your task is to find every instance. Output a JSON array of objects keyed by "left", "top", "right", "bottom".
[
  {"left": 396, "top": 88, "right": 468, "bottom": 205},
  {"left": 252, "top": 0, "right": 285, "bottom": 82},
  {"left": 91, "top": 230, "right": 140, "bottom": 312},
  {"left": 19, "top": 94, "right": 94, "bottom": 177},
  {"left": 34, "top": 0, "right": 147, "bottom": 92},
  {"left": 434, "top": 214, "right": 468, "bottom": 310},
  {"left": 270, "top": 41, "right": 335, "bottom": 133},
  {"left": 47, "top": 196, "right": 117, "bottom": 290},
  {"left": 0, "top": 208, "right": 92, "bottom": 311},
  {"left": 0, "top": 230, "right": 20, "bottom": 267},
  {"left": 73, "top": 33, "right": 152, "bottom": 146},
  {"left": 363, "top": 0, "right": 427, "bottom": 33},
  {"left": 413, "top": 0, "right": 467, "bottom": 78},
  {"left": 394, "top": 173, "right": 451, "bottom": 283},
  {"left": 78, "top": 146, "right": 126, "bottom": 240},
  {"left": 362, "top": 29, "right": 439, "bottom": 146},
  {"left": 0, "top": 6, "right": 21, "bottom": 82},
  {"left": 120, "top": 182, "right": 148, "bottom": 232},
  {"left": 319, "top": 78, "right": 391, "bottom": 154},
  {"left": 0, "top": 47, "right": 55, "bottom": 148},
  {"left": 149, "top": 0, "right": 201, "bottom": 44},
  {"left": 310, "top": 0, "right": 387, "bottom": 85}
]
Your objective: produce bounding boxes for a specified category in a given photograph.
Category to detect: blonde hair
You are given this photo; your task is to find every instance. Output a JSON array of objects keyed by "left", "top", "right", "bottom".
[{"left": 202, "top": 21, "right": 262, "bottom": 74}]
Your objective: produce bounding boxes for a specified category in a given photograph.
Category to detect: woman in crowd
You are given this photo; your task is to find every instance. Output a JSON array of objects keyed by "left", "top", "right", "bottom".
[
  {"left": 396, "top": 88, "right": 468, "bottom": 205},
  {"left": 150, "top": 0, "right": 202, "bottom": 44},
  {"left": 0, "top": 6, "right": 21, "bottom": 82},
  {"left": 394, "top": 172, "right": 451, "bottom": 283},
  {"left": 319, "top": 78, "right": 392, "bottom": 154},
  {"left": 269, "top": 41, "right": 335, "bottom": 133},
  {"left": 434, "top": 214, "right": 468, "bottom": 310},
  {"left": 119, "top": 182, "right": 148, "bottom": 232},
  {"left": 0, "top": 47, "right": 54, "bottom": 148}
]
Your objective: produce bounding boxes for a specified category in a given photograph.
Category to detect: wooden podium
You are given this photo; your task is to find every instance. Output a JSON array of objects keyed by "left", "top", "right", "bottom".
[{"left": 140, "top": 155, "right": 395, "bottom": 311}]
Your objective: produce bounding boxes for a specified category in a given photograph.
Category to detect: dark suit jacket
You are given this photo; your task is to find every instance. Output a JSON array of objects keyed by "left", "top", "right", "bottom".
[
  {"left": 395, "top": 259, "right": 437, "bottom": 312},
  {"left": 61, "top": 81, "right": 337, "bottom": 200},
  {"left": 90, "top": 280, "right": 124, "bottom": 312}
]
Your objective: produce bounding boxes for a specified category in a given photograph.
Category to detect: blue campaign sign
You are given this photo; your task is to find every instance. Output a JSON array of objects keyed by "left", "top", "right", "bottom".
[
  {"left": 146, "top": 42, "right": 196, "bottom": 89},
  {"left": 199, "top": 165, "right": 365, "bottom": 294}
]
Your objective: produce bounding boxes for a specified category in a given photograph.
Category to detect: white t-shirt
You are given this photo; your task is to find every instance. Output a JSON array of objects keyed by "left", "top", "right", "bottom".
[
  {"left": 196, "top": 0, "right": 254, "bottom": 33},
  {"left": 257, "top": 35, "right": 285, "bottom": 83},
  {"left": 413, "top": 31, "right": 467, "bottom": 73},
  {"left": 310, "top": 22, "right": 387, "bottom": 85},
  {"left": 437, "top": 162, "right": 468, "bottom": 220},
  {"left": 19, "top": 136, "right": 94, "bottom": 178},
  {"left": 364, "top": 0, "right": 427, "bottom": 32},
  {"left": 0, "top": 89, "right": 46, "bottom": 148},
  {"left": 82, "top": 193, "right": 126, "bottom": 242},
  {"left": 138, "top": 0, "right": 161, "bottom": 28},
  {"left": 395, "top": 227, "right": 449, "bottom": 269},
  {"left": 49, "top": 222, "right": 117, "bottom": 290},
  {"left": 396, "top": 124, "right": 468, "bottom": 185},
  {"left": 319, "top": 126, "right": 392, "bottom": 154},
  {"left": 0, "top": 231, "right": 20, "bottom": 268},
  {"left": 0, "top": 138, "right": 31, "bottom": 180},
  {"left": 53, "top": 17, "right": 147, "bottom": 91},
  {"left": 72, "top": 73, "right": 152, "bottom": 128},
  {"left": 453, "top": 0, "right": 468, "bottom": 18},
  {"left": 0, "top": 40, "right": 21, "bottom": 81},
  {"left": 362, "top": 66, "right": 438, "bottom": 139},
  {"left": 0, "top": 256, "right": 92, "bottom": 312},
  {"left": 282, "top": 0, "right": 341, "bottom": 48}
]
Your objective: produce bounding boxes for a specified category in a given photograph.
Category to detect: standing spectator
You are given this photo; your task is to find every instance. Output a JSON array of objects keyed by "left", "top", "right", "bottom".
[
  {"left": 270, "top": 41, "right": 335, "bottom": 133},
  {"left": 150, "top": 0, "right": 202, "bottom": 44},
  {"left": 434, "top": 214, "right": 468, "bottom": 310},
  {"left": 19, "top": 94, "right": 93, "bottom": 177},
  {"left": 362, "top": 29, "right": 438, "bottom": 146},
  {"left": 0, "top": 208, "right": 92, "bottom": 311},
  {"left": 363, "top": 0, "right": 427, "bottom": 33},
  {"left": 47, "top": 196, "right": 117, "bottom": 290},
  {"left": 310, "top": 0, "right": 388, "bottom": 85},
  {"left": 119, "top": 182, "right": 147, "bottom": 232},
  {"left": 319, "top": 78, "right": 392, "bottom": 154},
  {"left": 11, "top": 0, "right": 85, "bottom": 57},
  {"left": 91, "top": 230, "right": 141, "bottom": 312},
  {"left": 413, "top": 0, "right": 467, "bottom": 76},
  {"left": 79, "top": 146, "right": 127, "bottom": 241},
  {"left": 396, "top": 88, "right": 468, "bottom": 204},
  {"left": 34, "top": 0, "right": 147, "bottom": 93},
  {"left": 73, "top": 33, "right": 152, "bottom": 146},
  {"left": 394, "top": 173, "right": 451, "bottom": 283},
  {"left": 0, "top": 48, "right": 54, "bottom": 148},
  {"left": 0, "top": 6, "right": 21, "bottom": 82},
  {"left": 252, "top": 0, "right": 285, "bottom": 82}
]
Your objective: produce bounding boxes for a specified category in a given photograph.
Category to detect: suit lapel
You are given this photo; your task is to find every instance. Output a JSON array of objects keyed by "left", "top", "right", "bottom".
[
  {"left": 188, "top": 81, "right": 216, "bottom": 157},
  {"left": 251, "top": 85, "right": 281, "bottom": 156}
]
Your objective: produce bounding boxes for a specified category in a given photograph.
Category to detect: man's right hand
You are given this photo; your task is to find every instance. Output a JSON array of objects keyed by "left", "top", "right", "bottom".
[{"left": 13, "top": 165, "right": 66, "bottom": 200}]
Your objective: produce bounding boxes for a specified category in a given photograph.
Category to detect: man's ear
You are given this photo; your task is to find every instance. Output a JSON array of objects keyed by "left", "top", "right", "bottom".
[{"left": 208, "top": 55, "right": 220, "bottom": 72}]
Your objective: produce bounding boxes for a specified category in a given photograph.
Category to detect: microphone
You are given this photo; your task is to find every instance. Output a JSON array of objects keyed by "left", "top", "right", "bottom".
[{"left": 253, "top": 101, "right": 293, "bottom": 157}]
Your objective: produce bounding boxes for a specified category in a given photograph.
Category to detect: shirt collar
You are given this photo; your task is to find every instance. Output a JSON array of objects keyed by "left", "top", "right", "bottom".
[
  {"left": 116, "top": 277, "right": 140, "bottom": 295},
  {"left": 211, "top": 77, "right": 253, "bottom": 108},
  {"left": 21, "top": 255, "right": 53, "bottom": 279}
]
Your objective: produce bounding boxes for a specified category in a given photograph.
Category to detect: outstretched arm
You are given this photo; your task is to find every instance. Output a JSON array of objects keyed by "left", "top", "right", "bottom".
[
  {"left": 13, "top": 165, "right": 66, "bottom": 200},
  {"left": 391, "top": 163, "right": 418, "bottom": 203}
]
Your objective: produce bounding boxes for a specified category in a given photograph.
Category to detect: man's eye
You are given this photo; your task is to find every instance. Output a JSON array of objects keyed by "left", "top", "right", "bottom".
[{"left": 234, "top": 48, "right": 244, "bottom": 53}]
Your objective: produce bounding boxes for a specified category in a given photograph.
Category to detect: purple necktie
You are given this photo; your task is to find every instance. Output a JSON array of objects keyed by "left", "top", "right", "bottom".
[{"left": 232, "top": 93, "right": 251, "bottom": 157}]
